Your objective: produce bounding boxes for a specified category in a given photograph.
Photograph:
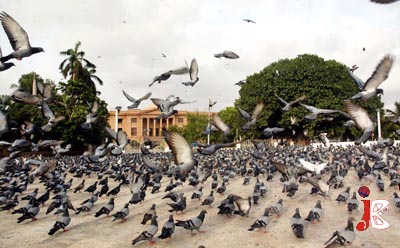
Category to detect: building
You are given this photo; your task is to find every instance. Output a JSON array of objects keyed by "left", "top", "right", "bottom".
[{"left": 108, "top": 105, "right": 212, "bottom": 143}]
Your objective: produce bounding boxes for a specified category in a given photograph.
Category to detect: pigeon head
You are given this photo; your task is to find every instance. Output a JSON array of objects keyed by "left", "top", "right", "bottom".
[
  {"left": 376, "top": 88, "right": 384, "bottom": 95},
  {"left": 32, "top": 47, "right": 44, "bottom": 54}
]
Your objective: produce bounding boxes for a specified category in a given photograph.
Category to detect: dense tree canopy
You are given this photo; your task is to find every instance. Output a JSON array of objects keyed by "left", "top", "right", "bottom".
[{"left": 235, "top": 54, "right": 383, "bottom": 142}]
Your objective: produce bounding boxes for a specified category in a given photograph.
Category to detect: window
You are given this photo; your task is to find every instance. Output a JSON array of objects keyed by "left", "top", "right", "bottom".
[
  {"left": 118, "top": 119, "right": 122, "bottom": 124},
  {"left": 118, "top": 128, "right": 122, "bottom": 132},
  {"left": 131, "top": 118, "right": 137, "bottom": 124},
  {"left": 178, "top": 117, "right": 184, "bottom": 124},
  {"left": 131, "top": 127, "right": 137, "bottom": 136}
]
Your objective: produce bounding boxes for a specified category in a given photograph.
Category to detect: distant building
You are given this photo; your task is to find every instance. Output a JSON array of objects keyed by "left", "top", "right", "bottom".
[{"left": 108, "top": 105, "right": 212, "bottom": 143}]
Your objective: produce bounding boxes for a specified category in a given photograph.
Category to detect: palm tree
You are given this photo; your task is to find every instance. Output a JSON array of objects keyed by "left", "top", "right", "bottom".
[{"left": 59, "top": 41, "right": 102, "bottom": 91}]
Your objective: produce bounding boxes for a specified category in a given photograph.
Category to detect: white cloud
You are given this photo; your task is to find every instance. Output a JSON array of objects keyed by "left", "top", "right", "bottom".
[{"left": 0, "top": 0, "right": 399, "bottom": 113}]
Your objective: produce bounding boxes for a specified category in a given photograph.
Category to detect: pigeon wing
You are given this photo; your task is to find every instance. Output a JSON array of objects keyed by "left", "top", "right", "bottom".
[
  {"left": 237, "top": 106, "right": 251, "bottom": 120},
  {"left": 0, "top": 12, "right": 30, "bottom": 51},
  {"left": 162, "top": 128, "right": 193, "bottom": 167},
  {"left": 139, "top": 92, "right": 152, "bottom": 102},
  {"left": 251, "top": 102, "right": 265, "bottom": 120},
  {"left": 363, "top": 54, "right": 394, "bottom": 91},
  {"left": 122, "top": 90, "right": 137, "bottom": 103},
  {"left": 189, "top": 58, "right": 199, "bottom": 81},
  {"left": 344, "top": 100, "right": 374, "bottom": 131}
]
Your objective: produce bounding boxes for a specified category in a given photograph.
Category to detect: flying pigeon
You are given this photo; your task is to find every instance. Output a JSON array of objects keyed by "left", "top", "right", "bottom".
[
  {"left": 210, "top": 114, "right": 230, "bottom": 135},
  {"left": 122, "top": 90, "right": 151, "bottom": 109},
  {"left": 214, "top": 51, "right": 240, "bottom": 59},
  {"left": 41, "top": 102, "right": 65, "bottom": 132},
  {"left": 371, "top": 0, "right": 400, "bottom": 4},
  {"left": 235, "top": 80, "right": 246, "bottom": 86},
  {"left": 242, "top": 19, "right": 256, "bottom": 24},
  {"left": 0, "top": 110, "right": 8, "bottom": 137},
  {"left": 81, "top": 101, "right": 99, "bottom": 130},
  {"left": 300, "top": 103, "right": 339, "bottom": 120},
  {"left": 351, "top": 54, "right": 394, "bottom": 100},
  {"left": 0, "top": 12, "right": 44, "bottom": 62},
  {"left": 275, "top": 94, "right": 306, "bottom": 111},
  {"left": 237, "top": 102, "right": 265, "bottom": 130},
  {"left": 344, "top": 100, "right": 375, "bottom": 145},
  {"left": 149, "top": 71, "right": 172, "bottom": 87},
  {"left": 10, "top": 90, "right": 42, "bottom": 105},
  {"left": 162, "top": 128, "right": 197, "bottom": 180},
  {"left": 182, "top": 58, "right": 199, "bottom": 87},
  {"left": 262, "top": 127, "right": 284, "bottom": 138},
  {"left": 298, "top": 159, "right": 327, "bottom": 178},
  {"left": 0, "top": 47, "right": 15, "bottom": 71}
]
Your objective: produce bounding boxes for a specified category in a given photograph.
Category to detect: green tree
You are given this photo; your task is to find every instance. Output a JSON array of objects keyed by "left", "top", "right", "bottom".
[
  {"left": 181, "top": 113, "right": 209, "bottom": 144},
  {"left": 59, "top": 41, "right": 102, "bottom": 93},
  {"left": 236, "top": 54, "right": 383, "bottom": 142},
  {"left": 218, "top": 107, "right": 245, "bottom": 141}
]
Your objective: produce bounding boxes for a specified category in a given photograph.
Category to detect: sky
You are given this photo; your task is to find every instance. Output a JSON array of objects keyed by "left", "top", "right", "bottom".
[{"left": 0, "top": 0, "right": 399, "bottom": 113}]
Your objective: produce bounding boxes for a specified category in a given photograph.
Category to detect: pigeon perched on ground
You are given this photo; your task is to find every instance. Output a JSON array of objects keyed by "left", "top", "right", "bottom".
[
  {"left": 291, "top": 208, "right": 306, "bottom": 238},
  {"left": 75, "top": 200, "right": 94, "bottom": 215},
  {"left": 112, "top": 203, "right": 130, "bottom": 222},
  {"left": 336, "top": 187, "right": 350, "bottom": 203},
  {"left": 351, "top": 54, "right": 394, "bottom": 100},
  {"left": 17, "top": 198, "right": 40, "bottom": 223},
  {"left": 248, "top": 208, "right": 270, "bottom": 232},
  {"left": 191, "top": 186, "right": 203, "bottom": 200},
  {"left": 48, "top": 203, "right": 71, "bottom": 235},
  {"left": 347, "top": 192, "right": 359, "bottom": 212},
  {"left": 122, "top": 90, "right": 151, "bottom": 109},
  {"left": 158, "top": 214, "right": 175, "bottom": 241},
  {"left": 176, "top": 210, "right": 207, "bottom": 236},
  {"left": 324, "top": 217, "right": 356, "bottom": 247},
  {"left": 73, "top": 180, "right": 85, "bottom": 193},
  {"left": 305, "top": 200, "right": 323, "bottom": 223},
  {"left": 0, "top": 12, "right": 44, "bottom": 62},
  {"left": 141, "top": 204, "right": 157, "bottom": 225},
  {"left": 376, "top": 174, "right": 385, "bottom": 191},
  {"left": 344, "top": 100, "right": 375, "bottom": 145},
  {"left": 167, "top": 196, "right": 186, "bottom": 214},
  {"left": 237, "top": 102, "right": 265, "bottom": 130},
  {"left": 94, "top": 198, "right": 114, "bottom": 218},
  {"left": 201, "top": 191, "right": 215, "bottom": 207},
  {"left": 132, "top": 216, "right": 158, "bottom": 246},
  {"left": 393, "top": 193, "right": 400, "bottom": 211}
]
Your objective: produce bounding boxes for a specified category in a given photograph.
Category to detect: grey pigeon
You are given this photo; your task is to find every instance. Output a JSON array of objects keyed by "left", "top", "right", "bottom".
[
  {"left": 141, "top": 204, "right": 157, "bottom": 225},
  {"left": 324, "top": 217, "right": 356, "bottom": 247},
  {"left": 0, "top": 110, "right": 8, "bottom": 137},
  {"left": 48, "top": 203, "right": 71, "bottom": 235},
  {"left": 182, "top": 58, "right": 199, "bottom": 87},
  {"left": 158, "top": 214, "right": 175, "bottom": 240},
  {"left": 81, "top": 101, "right": 99, "bottom": 130},
  {"left": 210, "top": 114, "right": 230, "bottom": 135},
  {"left": 351, "top": 55, "right": 394, "bottom": 100},
  {"left": 112, "top": 203, "right": 130, "bottom": 222},
  {"left": 347, "top": 192, "right": 359, "bottom": 212},
  {"left": 291, "top": 208, "right": 306, "bottom": 238},
  {"left": 263, "top": 127, "right": 284, "bottom": 138},
  {"left": 0, "top": 47, "right": 15, "bottom": 71},
  {"left": 94, "top": 198, "right": 114, "bottom": 217},
  {"left": 336, "top": 187, "right": 350, "bottom": 203},
  {"left": 10, "top": 90, "right": 42, "bottom": 105},
  {"left": 0, "top": 12, "right": 44, "bottom": 62},
  {"left": 163, "top": 128, "right": 197, "bottom": 180},
  {"left": 201, "top": 191, "right": 215, "bottom": 207},
  {"left": 132, "top": 216, "right": 158, "bottom": 245},
  {"left": 122, "top": 90, "right": 151, "bottom": 109},
  {"left": 214, "top": 51, "right": 239, "bottom": 59},
  {"left": 300, "top": 103, "right": 339, "bottom": 120},
  {"left": 176, "top": 210, "right": 207, "bottom": 236},
  {"left": 275, "top": 94, "right": 306, "bottom": 111},
  {"left": 371, "top": 0, "right": 400, "bottom": 3},
  {"left": 41, "top": 102, "right": 65, "bottom": 132},
  {"left": 248, "top": 208, "right": 270, "bottom": 232},
  {"left": 237, "top": 102, "right": 264, "bottom": 130},
  {"left": 344, "top": 100, "right": 375, "bottom": 145},
  {"left": 242, "top": 19, "right": 256, "bottom": 24},
  {"left": 305, "top": 200, "right": 323, "bottom": 223}
]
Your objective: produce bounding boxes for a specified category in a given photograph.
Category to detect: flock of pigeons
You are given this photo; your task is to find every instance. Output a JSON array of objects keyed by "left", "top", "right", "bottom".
[{"left": 1, "top": 0, "right": 400, "bottom": 247}]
